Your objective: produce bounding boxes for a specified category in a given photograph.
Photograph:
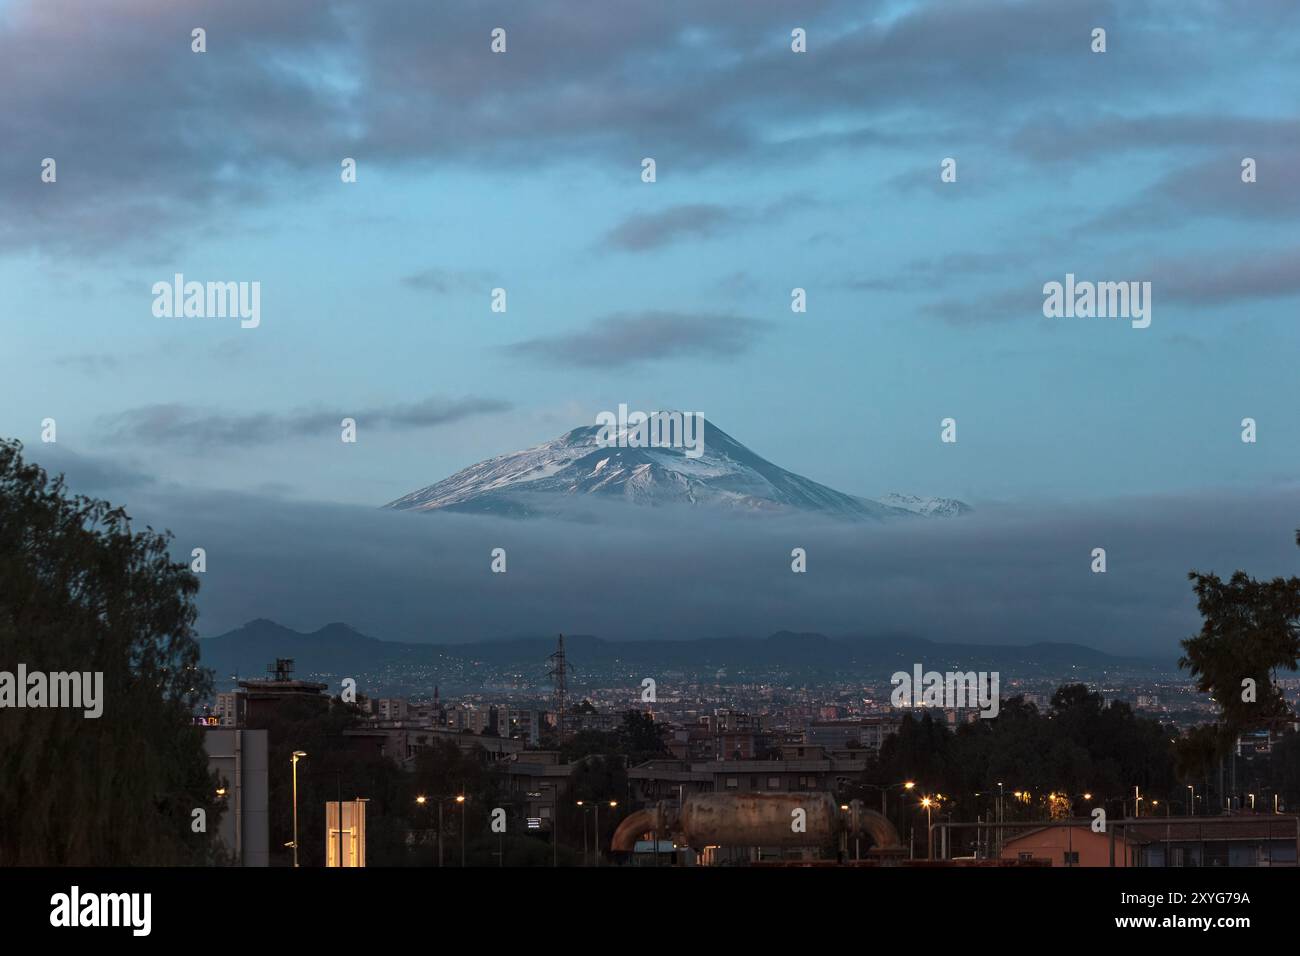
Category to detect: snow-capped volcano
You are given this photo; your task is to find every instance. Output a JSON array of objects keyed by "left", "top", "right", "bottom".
[{"left": 384, "top": 418, "right": 969, "bottom": 521}]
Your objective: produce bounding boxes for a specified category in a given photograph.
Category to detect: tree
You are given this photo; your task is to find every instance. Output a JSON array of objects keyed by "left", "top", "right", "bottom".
[
  {"left": 0, "top": 439, "right": 223, "bottom": 864},
  {"left": 1180, "top": 569, "right": 1300, "bottom": 734},
  {"left": 618, "top": 709, "right": 667, "bottom": 760}
]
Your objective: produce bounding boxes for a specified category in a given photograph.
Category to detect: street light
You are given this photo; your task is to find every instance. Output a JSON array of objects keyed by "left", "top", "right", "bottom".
[
  {"left": 456, "top": 794, "right": 467, "bottom": 867},
  {"left": 858, "top": 780, "right": 917, "bottom": 825},
  {"left": 576, "top": 801, "right": 588, "bottom": 864},
  {"left": 596, "top": 801, "right": 616, "bottom": 868},
  {"left": 290, "top": 751, "right": 307, "bottom": 868},
  {"left": 416, "top": 794, "right": 462, "bottom": 866},
  {"left": 921, "top": 796, "right": 934, "bottom": 859}
]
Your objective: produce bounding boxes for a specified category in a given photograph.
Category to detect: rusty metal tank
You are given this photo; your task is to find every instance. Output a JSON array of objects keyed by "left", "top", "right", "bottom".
[
  {"left": 609, "top": 794, "right": 902, "bottom": 852},
  {"left": 678, "top": 792, "right": 838, "bottom": 848}
]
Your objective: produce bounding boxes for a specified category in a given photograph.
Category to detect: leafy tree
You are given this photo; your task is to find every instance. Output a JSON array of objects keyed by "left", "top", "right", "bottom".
[
  {"left": 0, "top": 439, "right": 223, "bottom": 864},
  {"left": 868, "top": 687, "right": 1177, "bottom": 840},
  {"left": 1180, "top": 569, "right": 1300, "bottom": 733},
  {"left": 618, "top": 709, "right": 668, "bottom": 760}
]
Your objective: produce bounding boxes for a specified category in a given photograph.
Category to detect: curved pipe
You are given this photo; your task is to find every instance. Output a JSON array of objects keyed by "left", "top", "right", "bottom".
[
  {"left": 611, "top": 807, "right": 664, "bottom": 852},
  {"left": 857, "top": 808, "right": 903, "bottom": 849}
]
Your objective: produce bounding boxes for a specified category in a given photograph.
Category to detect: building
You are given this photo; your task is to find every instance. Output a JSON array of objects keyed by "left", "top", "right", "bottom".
[
  {"left": 696, "top": 710, "right": 775, "bottom": 761},
  {"left": 504, "top": 708, "right": 545, "bottom": 746},
  {"left": 1126, "top": 817, "right": 1300, "bottom": 867},
  {"left": 214, "top": 692, "right": 240, "bottom": 726},
  {"left": 628, "top": 752, "right": 870, "bottom": 804},
  {"left": 235, "top": 658, "right": 329, "bottom": 726},
  {"left": 375, "top": 698, "right": 408, "bottom": 722},
  {"left": 806, "top": 716, "right": 900, "bottom": 753},
  {"left": 344, "top": 725, "right": 524, "bottom": 767},
  {"left": 999, "top": 823, "right": 1128, "bottom": 867},
  {"left": 498, "top": 751, "right": 577, "bottom": 831},
  {"left": 201, "top": 727, "right": 269, "bottom": 866},
  {"left": 998, "top": 816, "right": 1300, "bottom": 867}
]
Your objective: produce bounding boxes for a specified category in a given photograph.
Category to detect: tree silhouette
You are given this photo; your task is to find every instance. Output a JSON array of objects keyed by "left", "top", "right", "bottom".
[
  {"left": 1180, "top": 569, "right": 1300, "bottom": 734},
  {"left": 0, "top": 439, "right": 223, "bottom": 864}
]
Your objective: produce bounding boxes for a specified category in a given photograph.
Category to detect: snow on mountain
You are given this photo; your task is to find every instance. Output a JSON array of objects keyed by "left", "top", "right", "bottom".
[
  {"left": 384, "top": 418, "right": 970, "bottom": 521},
  {"left": 876, "top": 492, "right": 974, "bottom": 518}
]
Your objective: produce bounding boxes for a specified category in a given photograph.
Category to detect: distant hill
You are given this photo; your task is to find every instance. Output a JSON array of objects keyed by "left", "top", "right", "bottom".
[{"left": 199, "top": 619, "right": 1169, "bottom": 691}]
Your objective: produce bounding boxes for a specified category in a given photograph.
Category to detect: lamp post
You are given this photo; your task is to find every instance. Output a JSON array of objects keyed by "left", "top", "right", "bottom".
[
  {"left": 860, "top": 780, "right": 915, "bottom": 819},
  {"left": 415, "top": 795, "right": 435, "bottom": 860},
  {"left": 1188, "top": 784, "right": 1195, "bottom": 816},
  {"left": 921, "top": 796, "right": 934, "bottom": 860},
  {"left": 576, "top": 801, "right": 588, "bottom": 865},
  {"left": 597, "top": 801, "right": 616, "bottom": 867},
  {"left": 416, "top": 794, "right": 465, "bottom": 866},
  {"left": 290, "top": 751, "right": 307, "bottom": 868},
  {"left": 997, "top": 781, "right": 1004, "bottom": 858},
  {"left": 457, "top": 794, "right": 466, "bottom": 867}
]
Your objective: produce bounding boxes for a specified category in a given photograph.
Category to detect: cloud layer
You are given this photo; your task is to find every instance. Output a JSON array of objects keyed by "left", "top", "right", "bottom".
[{"left": 31, "top": 445, "right": 1297, "bottom": 658}]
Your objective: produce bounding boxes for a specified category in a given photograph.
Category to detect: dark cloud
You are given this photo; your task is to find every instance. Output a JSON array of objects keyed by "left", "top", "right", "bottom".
[
  {"left": 602, "top": 204, "right": 738, "bottom": 252},
  {"left": 1086, "top": 151, "right": 1300, "bottom": 233},
  {"left": 99, "top": 395, "right": 512, "bottom": 449},
  {"left": 1012, "top": 113, "right": 1300, "bottom": 166},
  {"left": 400, "top": 267, "right": 493, "bottom": 294},
  {"left": 918, "top": 288, "right": 1037, "bottom": 325},
  {"left": 7, "top": 0, "right": 1282, "bottom": 256},
  {"left": 601, "top": 196, "right": 808, "bottom": 252},
  {"left": 503, "top": 311, "right": 767, "bottom": 368},
  {"left": 61, "top": 472, "right": 1300, "bottom": 659},
  {"left": 20, "top": 445, "right": 158, "bottom": 495},
  {"left": 914, "top": 245, "right": 1300, "bottom": 325},
  {"left": 1156, "top": 247, "right": 1300, "bottom": 306},
  {"left": 54, "top": 339, "right": 248, "bottom": 378},
  {"left": 848, "top": 250, "right": 1037, "bottom": 294}
]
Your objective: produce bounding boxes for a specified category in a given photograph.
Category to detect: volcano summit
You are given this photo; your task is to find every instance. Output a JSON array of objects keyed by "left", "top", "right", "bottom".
[{"left": 384, "top": 417, "right": 970, "bottom": 522}]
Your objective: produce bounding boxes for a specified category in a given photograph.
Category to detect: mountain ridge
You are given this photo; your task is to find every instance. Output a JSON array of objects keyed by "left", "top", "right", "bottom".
[{"left": 198, "top": 618, "right": 1171, "bottom": 690}]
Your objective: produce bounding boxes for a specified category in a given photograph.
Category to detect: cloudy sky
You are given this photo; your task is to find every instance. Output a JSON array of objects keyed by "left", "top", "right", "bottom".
[{"left": 2, "top": 0, "right": 1297, "bottom": 653}]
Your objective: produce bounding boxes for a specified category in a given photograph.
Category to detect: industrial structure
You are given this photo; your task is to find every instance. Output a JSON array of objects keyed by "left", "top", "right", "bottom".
[{"left": 611, "top": 793, "right": 902, "bottom": 864}]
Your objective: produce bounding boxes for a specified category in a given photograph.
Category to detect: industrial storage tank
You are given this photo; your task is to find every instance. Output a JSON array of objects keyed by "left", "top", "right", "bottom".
[
  {"left": 610, "top": 793, "right": 901, "bottom": 855},
  {"left": 677, "top": 792, "right": 838, "bottom": 849}
]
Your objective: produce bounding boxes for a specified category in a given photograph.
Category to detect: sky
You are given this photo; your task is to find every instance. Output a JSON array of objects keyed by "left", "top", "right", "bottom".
[{"left": 2, "top": 0, "right": 1297, "bottom": 654}]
